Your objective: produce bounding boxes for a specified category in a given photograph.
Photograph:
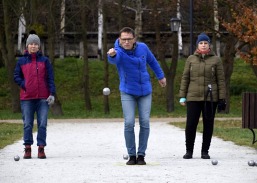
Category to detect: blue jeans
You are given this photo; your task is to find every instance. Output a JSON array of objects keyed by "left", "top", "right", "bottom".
[
  {"left": 21, "top": 99, "right": 49, "bottom": 146},
  {"left": 121, "top": 92, "right": 152, "bottom": 157}
]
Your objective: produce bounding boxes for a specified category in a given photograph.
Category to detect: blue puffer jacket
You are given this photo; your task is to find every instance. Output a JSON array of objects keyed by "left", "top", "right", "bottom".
[
  {"left": 14, "top": 51, "right": 56, "bottom": 100},
  {"left": 108, "top": 39, "right": 164, "bottom": 96}
]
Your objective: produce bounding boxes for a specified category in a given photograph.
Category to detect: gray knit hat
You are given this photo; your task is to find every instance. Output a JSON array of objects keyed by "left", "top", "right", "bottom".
[{"left": 26, "top": 34, "right": 40, "bottom": 47}]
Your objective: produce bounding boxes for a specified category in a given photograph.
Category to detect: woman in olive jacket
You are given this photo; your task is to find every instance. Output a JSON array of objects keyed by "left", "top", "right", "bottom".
[{"left": 179, "top": 33, "right": 226, "bottom": 159}]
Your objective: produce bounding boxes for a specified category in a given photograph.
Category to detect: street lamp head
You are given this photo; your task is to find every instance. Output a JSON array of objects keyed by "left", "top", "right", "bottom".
[{"left": 170, "top": 17, "right": 181, "bottom": 32}]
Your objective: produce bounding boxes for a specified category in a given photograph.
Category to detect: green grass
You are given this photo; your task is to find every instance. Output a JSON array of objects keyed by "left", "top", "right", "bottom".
[
  {"left": 0, "top": 123, "right": 23, "bottom": 149},
  {"left": 170, "top": 120, "right": 257, "bottom": 150}
]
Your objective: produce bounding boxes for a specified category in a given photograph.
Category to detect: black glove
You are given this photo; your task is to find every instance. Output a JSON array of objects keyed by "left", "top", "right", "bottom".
[{"left": 217, "top": 99, "right": 226, "bottom": 113}]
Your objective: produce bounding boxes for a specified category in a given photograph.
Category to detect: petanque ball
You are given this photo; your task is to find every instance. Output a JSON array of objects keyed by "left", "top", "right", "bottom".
[
  {"left": 123, "top": 154, "right": 128, "bottom": 160},
  {"left": 14, "top": 155, "right": 20, "bottom": 161},
  {"left": 211, "top": 159, "right": 218, "bottom": 165},
  {"left": 254, "top": 160, "right": 257, "bottom": 166},
  {"left": 248, "top": 160, "right": 255, "bottom": 166},
  {"left": 103, "top": 87, "right": 110, "bottom": 95}
]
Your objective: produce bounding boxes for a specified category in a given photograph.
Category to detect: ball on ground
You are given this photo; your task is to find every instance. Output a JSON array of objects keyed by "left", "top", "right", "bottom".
[
  {"left": 254, "top": 160, "right": 257, "bottom": 166},
  {"left": 103, "top": 87, "right": 110, "bottom": 95},
  {"left": 123, "top": 154, "right": 128, "bottom": 160},
  {"left": 211, "top": 159, "right": 218, "bottom": 165},
  {"left": 14, "top": 155, "right": 20, "bottom": 161},
  {"left": 248, "top": 160, "right": 255, "bottom": 166}
]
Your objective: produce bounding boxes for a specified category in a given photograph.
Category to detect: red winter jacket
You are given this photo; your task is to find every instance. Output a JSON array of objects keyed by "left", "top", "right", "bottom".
[{"left": 14, "top": 51, "right": 56, "bottom": 100}]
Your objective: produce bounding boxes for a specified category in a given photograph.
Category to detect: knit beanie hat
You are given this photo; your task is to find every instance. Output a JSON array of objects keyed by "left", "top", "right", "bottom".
[
  {"left": 26, "top": 34, "right": 40, "bottom": 47},
  {"left": 196, "top": 33, "right": 210, "bottom": 45}
]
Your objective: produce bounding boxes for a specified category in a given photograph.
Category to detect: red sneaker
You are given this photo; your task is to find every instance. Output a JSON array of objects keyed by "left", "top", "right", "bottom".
[
  {"left": 23, "top": 145, "right": 31, "bottom": 159},
  {"left": 38, "top": 146, "right": 46, "bottom": 159}
]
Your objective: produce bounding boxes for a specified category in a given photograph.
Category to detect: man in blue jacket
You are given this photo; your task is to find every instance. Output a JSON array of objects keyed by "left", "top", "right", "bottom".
[
  {"left": 14, "top": 33, "right": 56, "bottom": 159},
  {"left": 108, "top": 27, "right": 166, "bottom": 165}
]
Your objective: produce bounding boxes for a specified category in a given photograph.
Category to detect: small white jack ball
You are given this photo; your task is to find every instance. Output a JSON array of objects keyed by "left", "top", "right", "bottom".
[
  {"left": 211, "top": 159, "right": 218, "bottom": 165},
  {"left": 103, "top": 87, "right": 110, "bottom": 95},
  {"left": 14, "top": 155, "right": 20, "bottom": 161},
  {"left": 123, "top": 154, "right": 128, "bottom": 160}
]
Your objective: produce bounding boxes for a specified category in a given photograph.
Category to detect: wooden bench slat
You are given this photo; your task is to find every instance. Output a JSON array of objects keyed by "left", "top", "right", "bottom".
[{"left": 242, "top": 92, "right": 257, "bottom": 129}]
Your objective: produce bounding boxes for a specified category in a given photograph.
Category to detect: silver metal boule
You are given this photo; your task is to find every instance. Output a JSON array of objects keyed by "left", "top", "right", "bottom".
[
  {"left": 123, "top": 154, "right": 128, "bottom": 160},
  {"left": 211, "top": 159, "right": 218, "bottom": 165},
  {"left": 14, "top": 155, "right": 20, "bottom": 161},
  {"left": 103, "top": 87, "right": 110, "bottom": 95},
  {"left": 254, "top": 160, "right": 257, "bottom": 166},
  {"left": 248, "top": 160, "right": 255, "bottom": 166}
]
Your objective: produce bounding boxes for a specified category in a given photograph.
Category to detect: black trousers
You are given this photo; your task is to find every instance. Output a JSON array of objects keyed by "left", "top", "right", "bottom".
[{"left": 185, "top": 101, "right": 217, "bottom": 153}]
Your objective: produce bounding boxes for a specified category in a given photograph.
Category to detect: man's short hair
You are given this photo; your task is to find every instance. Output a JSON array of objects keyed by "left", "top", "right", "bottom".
[{"left": 119, "top": 27, "right": 135, "bottom": 37}]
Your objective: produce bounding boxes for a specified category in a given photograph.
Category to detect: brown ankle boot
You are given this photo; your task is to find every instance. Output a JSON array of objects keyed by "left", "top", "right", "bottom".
[
  {"left": 38, "top": 146, "right": 46, "bottom": 159},
  {"left": 23, "top": 145, "right": 31, "bottom": 159}
]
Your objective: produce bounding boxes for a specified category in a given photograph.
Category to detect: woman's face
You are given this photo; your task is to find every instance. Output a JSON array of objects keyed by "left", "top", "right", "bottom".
[
  {"left": 27, "top": 43, "right": 39, "bottom": 54},
  {"left": 197, "top": 41, "right": 210, "bottom": 52},
  {"left": 119, "top": 32, "right": 136, "bottom": 50}
]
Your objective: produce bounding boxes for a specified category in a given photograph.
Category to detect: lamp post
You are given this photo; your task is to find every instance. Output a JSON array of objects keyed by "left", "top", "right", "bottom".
[
  {"left": 170, "top": 17, "right": 181, "bottom": 33},
  {"left": 170, "top": 17, "right": 181, "bottom": 62},
  {"left": 166, "top": 17, "right": 181, "bottom": 112}
]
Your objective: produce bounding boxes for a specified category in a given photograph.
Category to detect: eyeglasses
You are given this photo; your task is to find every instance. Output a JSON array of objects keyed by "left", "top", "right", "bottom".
[{"left": 120, "top": 38, "right": 134, "bottom": 42}]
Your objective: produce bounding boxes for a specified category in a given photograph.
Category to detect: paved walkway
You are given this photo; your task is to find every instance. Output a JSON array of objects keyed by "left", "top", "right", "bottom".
[{"left": 0, "top": 118, "right": 256, "bottom": 183}]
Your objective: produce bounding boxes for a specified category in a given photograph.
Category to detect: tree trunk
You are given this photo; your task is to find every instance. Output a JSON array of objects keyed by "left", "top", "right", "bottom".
[
  {"left": 50, "top": 95, "right": 63, "bottom": 115},
  {"left": 135, "top": 0, "right": 142, "bottom": 41},
  {"left": 222, "top": 35, "right": 237, "bottom": 113},
  {"left": 165, "top": 73, "right": 173, "bottom": 112},
  {"left": 81, "top": 0, "right": 92, "bottom": 111},
  {"left": 2, "top": 0, "right": 20, "bottom": 113},
  {"left": 103, "top": 3, "right": 110, "bottom": 114},
  {"left": 0, "top": 51, "right": 4, "bottom": 67},
  {"left": 152, "top": 4, "right": 165, "bottom": 62},
  {"left": 59, "top": 0, "right": 65, "bottom": 59},
  {"left": 213, "top": 0, "right": 220, "bottom": 56},
  {"left": 166, "top": 33, "right": 179, "bottom": 112},
  {"left": 47, "top": 0, "right": 63, "bottom": 116},
  {"left": 177, "top": 0, "right": 183, "bottom": 53},
  {"left": 117, "top": 0, "right": 123, "bottom": 30},
  {"left": 97, "top": 0, "right": 103, "bottom": 60}
]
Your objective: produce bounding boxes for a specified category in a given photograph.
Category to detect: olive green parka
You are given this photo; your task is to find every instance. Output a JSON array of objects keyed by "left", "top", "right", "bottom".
[{"left": 179, "top": 50, "right": 226, "bottom": 102}]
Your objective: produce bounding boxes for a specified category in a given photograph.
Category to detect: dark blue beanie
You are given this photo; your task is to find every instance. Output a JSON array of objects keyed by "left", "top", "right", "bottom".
[{"left": 196, "top": 33, "right": 210, "bottom": 45}]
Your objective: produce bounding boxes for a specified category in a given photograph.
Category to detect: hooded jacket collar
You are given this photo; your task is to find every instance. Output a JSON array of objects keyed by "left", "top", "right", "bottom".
[
  {"left": 194, "top": 49, "right": 216, "bottom": 58},
  {"left": 23, "top": 50, "right": 42, "bottom": 58}
]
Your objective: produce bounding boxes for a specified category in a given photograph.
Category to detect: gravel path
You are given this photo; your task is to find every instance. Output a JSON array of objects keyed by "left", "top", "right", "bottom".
[{"left": 0, "top": 118, "right": 256, "bottom": 183}]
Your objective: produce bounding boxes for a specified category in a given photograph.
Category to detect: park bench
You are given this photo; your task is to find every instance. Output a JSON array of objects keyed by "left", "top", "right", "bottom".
[{"left": 242, "top": 92, "right": 257, "bottom": 144}]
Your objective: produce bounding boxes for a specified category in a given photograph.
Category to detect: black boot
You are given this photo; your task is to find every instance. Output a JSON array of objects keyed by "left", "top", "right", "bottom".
[
  {"left": 201, "top": 151, "right": 210, "bottom": 159},
  {"left": 126, "top": 156, "right": 136, "bottom": 165},
  {"left": 183, "top": 151, "right": 193, "bottom": 159},
  {"left": 137, "top": 155, "right": 146, "bottom": 165}
]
